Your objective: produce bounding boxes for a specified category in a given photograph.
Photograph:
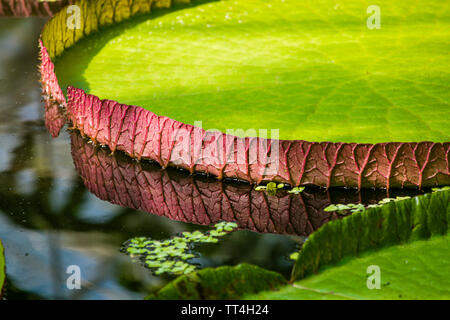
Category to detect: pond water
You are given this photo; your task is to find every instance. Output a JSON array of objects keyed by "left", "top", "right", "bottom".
[{"left": 0, "top": 17, "right": 424, "bottom": 300}]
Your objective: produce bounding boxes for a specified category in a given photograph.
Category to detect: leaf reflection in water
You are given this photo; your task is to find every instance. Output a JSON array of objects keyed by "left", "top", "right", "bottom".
[{"left": 70, "top": 132, "right": 423, "bottom": 237}]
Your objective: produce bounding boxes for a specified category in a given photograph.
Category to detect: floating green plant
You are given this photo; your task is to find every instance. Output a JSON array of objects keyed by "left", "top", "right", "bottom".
[
  {"left": 432, "top": 186, "right": 450, "bottom": 193},
  {"left": 255, "top": 182, "right": 279, "bottom": 196},
  {"left": 289, "top": 252, "right": 299, "bottom": 261},
  {"left": 121, "top": 221, "right": 238, "bottom": 276},
  {"left": 324, "top": 196, "right": 412, "bottom": 215},
  {"left": 255, "top": 183, "right": 304, "bottom": 196},
  {"left": 288, "top": 187, "right": 306, "bottom": 194}
]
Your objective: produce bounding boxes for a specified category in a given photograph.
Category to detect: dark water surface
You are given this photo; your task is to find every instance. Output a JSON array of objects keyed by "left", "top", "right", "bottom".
[
  {"left": 0, "top": 17, "right": 300, "bottom": 299},
  {"left": 0, "top": 17, "right": 424, "bottom": 300}
]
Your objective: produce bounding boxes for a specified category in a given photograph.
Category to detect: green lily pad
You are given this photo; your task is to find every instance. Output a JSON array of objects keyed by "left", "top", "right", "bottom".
[
  {"left": 146, "top": 190, "right": 449, "bottom": 300},
  {"left": 146, "top": 263, "right": 286, "bottom": 300},
  {"left": 245, "top": 233, "right": 450, "bottom": 300},
  {"left": 54, "top": 0, "right": 450, "bottom": 143},
  {"left": 0, "top": 240, "right": 5, "bottom": 298},
  {"left": 292, "top": 189, "right": 450, "bottom": 280}
]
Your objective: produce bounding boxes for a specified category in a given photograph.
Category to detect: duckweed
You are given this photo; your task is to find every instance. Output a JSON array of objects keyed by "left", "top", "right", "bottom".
[
  {"left": 121, "top": 221, "right": 238, "bottom": 276},
  {"left": 255, "top": 183, "right": 304, "bottom": 196},
  {"left": 324, "top": 196, "right": 412, "bottom": 215}
]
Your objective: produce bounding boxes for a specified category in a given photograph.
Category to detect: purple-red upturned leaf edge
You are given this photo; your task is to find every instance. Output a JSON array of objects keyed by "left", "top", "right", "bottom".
[{"left": 71, "top": 131, "right": 346, "bottom": 236}]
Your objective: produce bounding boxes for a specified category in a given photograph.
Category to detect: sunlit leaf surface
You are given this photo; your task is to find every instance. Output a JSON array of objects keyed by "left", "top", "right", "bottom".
[{"left": 55, "top": 0, "right": 450, "bottom": 142}]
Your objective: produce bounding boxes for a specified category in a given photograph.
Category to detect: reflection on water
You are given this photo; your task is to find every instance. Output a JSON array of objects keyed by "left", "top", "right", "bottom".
[
  {"left": 71, "top": 132, "right": 342, "bottom": 237},
  {"left": 0, "top": 17, "right": 299, "bottom": 299},
  {"left": 71, "top": 132, "right": 422, "bottom": 237},
  {"left": 0, "top": 17, "right": 426, "bottom": 300}
]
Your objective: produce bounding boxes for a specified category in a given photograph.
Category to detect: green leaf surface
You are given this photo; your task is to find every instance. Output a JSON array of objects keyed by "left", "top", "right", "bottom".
[
  {"left": 244, "top": 233, "right": 450, "bottom": 300},
  {"left": 0, "top": 240, "right": 5, "bottom": 298},
  {"left": 147, "top": 190, "right": 449, "bottom": 300},
  {"left": 146, "top": 263, "right": 286, "bottom": 300},
  {"left": 283, "top": 189, "right": 450, "bottom": 299},
  {"left": 292, "top": 189, "right": 450, "bottom": 280},
  {"left": 54, "top": 0, "right": 450, "bottom": 143}
]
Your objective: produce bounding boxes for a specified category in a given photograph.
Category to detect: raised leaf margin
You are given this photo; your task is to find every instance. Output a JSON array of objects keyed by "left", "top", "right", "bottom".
[
  {"left": 0, "top": 240, "right": 5, "bottom": 299},
  {"left": 292, "top": 188, "right": 450, "bottom": 280}
]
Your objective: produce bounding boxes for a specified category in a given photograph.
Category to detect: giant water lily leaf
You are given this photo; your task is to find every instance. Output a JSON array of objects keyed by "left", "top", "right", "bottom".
[
  {"left": 245, "top": 234, "right": 450, "bottom": 300},
  {"left": 40, "top": 0, "right": 450, "bottom": 188},
  {"left": 292, "top": 188, "right": 450, "bottom": 280},
  {"left": 144, "top": 236, "right": 450, "bottom": 300},
  {"left": 0, "top": 240, "right": 5, "bottom": 298},
  {"left": 53, "top": 0, "right": 450, "bottom": 143},
  {"left": 149, "top": 190, "right": 450, "bottom": 300},
  {"left": 146, "top": 263, "right": 286, "bottom": 300}
]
